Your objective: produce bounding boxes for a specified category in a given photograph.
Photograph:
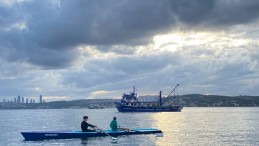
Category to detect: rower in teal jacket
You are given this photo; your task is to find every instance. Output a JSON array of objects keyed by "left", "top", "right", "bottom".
[
  {"left": 110, "top": 117, "right": 129, "bottom": 131},
  {"left": 110, "top": 117, "right": 118, "bottom": 131}
]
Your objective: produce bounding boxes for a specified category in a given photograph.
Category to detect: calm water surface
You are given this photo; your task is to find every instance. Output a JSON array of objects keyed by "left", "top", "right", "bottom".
[{"left": 0, "top": 107, "right": 258, "bottom": 146}]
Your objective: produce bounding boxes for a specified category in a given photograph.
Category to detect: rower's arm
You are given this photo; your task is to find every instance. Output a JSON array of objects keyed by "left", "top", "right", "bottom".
[{"left": 87, "top": 123, "right": 96, "bottom": 128}]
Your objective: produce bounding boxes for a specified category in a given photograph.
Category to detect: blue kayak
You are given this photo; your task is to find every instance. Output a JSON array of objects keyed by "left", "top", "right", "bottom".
[{"left": 21, "top": 128, "right": 162, "bottom": 141}]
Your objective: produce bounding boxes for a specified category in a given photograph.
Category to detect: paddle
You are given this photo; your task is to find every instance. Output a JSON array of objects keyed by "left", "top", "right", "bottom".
[{"left": 95, "top": 127, "right": 117, "bottom": 141}]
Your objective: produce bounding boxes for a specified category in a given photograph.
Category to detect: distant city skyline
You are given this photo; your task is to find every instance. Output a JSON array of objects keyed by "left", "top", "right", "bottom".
[{"left": 2, "top": 95, "right": 44, "bottom": 104}]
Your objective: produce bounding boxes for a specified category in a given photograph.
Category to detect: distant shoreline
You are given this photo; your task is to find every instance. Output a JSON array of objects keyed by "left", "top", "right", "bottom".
[{"left": 1, "top": 94, "right": 259, "bottom": 110}]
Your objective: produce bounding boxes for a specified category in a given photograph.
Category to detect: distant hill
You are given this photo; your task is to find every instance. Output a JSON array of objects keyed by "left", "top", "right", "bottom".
[
  {"left": 168, "top": 94, "right": 259, "bottom": 107},
  {"left": 0, "top": 99, "right": 118, "bottom": 109},
  {"left": 46, "top": 99, "right": 118, "bottom": 109}
]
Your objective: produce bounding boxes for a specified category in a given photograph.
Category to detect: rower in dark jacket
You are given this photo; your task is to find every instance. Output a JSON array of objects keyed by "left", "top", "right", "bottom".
[{"left": 81, "top": 116, "right": 97, "bottom": 132}]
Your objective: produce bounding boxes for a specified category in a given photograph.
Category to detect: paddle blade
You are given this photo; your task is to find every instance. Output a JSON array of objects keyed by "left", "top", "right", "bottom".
[
  {"left": 111, "top": 138, "right": 118, "bottom": 143},
  {"left": 155, "top": 133, "right": 164, "bottom": 137}
]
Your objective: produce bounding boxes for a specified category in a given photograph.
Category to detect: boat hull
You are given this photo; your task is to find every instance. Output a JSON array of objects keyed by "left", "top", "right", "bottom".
[
  {"left": 116, "top": 105, "right": 182, "bottom": 112},
  {"left": 21, "top": 128, "right": 162, "bottom": 141}
]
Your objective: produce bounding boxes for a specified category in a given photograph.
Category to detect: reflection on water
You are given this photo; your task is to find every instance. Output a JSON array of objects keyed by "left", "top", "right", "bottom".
[
  {"left": 153, "top": 107, "right": 259, "bottom": 146},
  {"left": 151, "top": 112, "right": 185, "bottom": 146},
  {"left": 0, "top": 107, "right": 259, "bottom": 146}
]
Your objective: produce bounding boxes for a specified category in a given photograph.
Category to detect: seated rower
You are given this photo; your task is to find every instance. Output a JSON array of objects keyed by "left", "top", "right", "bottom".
[
  {"left": 81, "top": 116, "right": 97, "bottom": 132},
  {"left": 110, "top": 117, "right": 130, "bottom": 132}
]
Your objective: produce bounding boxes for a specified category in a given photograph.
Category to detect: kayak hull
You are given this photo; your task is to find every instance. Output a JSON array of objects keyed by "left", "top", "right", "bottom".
[{"left": 21, "top": 128, "right": 162, "bottom": 141}]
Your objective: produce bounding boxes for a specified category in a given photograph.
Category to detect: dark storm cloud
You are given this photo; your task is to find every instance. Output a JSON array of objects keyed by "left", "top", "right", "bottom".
[
  {"left": 170, "top": 0, "right": 259, "bottom": 27},
  {"left": 0, "top": 29, "right": 77, "bottom": 69},
  {"left": 30, "top": 0, "right": 259, "bottom": 49},
  {"left": 61, "top": 52, "right": 181, "bottom": 90},
  {"left": 28, "top": 0, "right": 174, "bottom": 48},
  {"left": 1, "top": 0, "right": 259, "bottom": 68}
]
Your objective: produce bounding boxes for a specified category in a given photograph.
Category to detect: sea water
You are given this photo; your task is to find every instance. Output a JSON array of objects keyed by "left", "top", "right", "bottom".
[{"left": 0, "top": 107, "right": 258, "bottom": 146}]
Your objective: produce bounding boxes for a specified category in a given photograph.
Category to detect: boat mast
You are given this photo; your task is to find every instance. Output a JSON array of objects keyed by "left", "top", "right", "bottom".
[
  {"left": 162, "top": 84, "right": 180, "bottom": 105},
  {"left": 159, "top": 91, "right": 162, "bottom": 106},
  {"left": 133, "top": 86, "right": 137, "bottom": 100}
]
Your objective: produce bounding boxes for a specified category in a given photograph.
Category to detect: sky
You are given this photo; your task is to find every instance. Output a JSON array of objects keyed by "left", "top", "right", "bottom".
[{"left": 0, "top": 0, "right": 259, "bottom": 102}]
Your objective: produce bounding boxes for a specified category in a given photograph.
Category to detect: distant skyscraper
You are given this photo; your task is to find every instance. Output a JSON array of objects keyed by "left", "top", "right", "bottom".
[
  {"left": 17, "top": 96, "right": 21, "bottom": 103},
  {"left": 14, "top": 97, "right": 17, "bottom": 103},
  {"left": 39, "top": 95, "right": 43, "bottom": 103},
  {"left": 26, "top": 98, "right": 28, "bottom": 104},
  {"left": 30, "top": 99, "right": 33, "bottom": 103},
  {"left": 22, "top": 97, "right": 24, "bottom": 104},
  {"left": 3, "top": 99, "right": 6, "bottom": 103}
]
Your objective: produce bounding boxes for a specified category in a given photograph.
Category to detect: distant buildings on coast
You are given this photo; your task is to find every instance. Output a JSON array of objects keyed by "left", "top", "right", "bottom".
[
  {"left": 2, "top": 95, "right": 45, "bottom": 104},
  {"left": 0, "top": 95, "right": 48, "bottom": 109}
]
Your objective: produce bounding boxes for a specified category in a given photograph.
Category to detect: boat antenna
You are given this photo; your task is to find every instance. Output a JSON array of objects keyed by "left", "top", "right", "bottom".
[{"left": 162, "top": 84, "right": 180, "bottom": 105}]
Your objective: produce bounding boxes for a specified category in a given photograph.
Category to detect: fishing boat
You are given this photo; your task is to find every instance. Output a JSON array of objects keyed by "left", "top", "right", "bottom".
[
  {"left": 115, "top": 84, "right": 183, "bottom": 112},
  {"left": 21, "top": 128, "right": 162, "bottom": 141}
]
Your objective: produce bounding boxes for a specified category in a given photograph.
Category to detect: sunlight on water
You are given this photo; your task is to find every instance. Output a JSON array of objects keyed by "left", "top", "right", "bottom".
[{"left": 151, "top": 112, "right": 185, "bottom": 146}]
